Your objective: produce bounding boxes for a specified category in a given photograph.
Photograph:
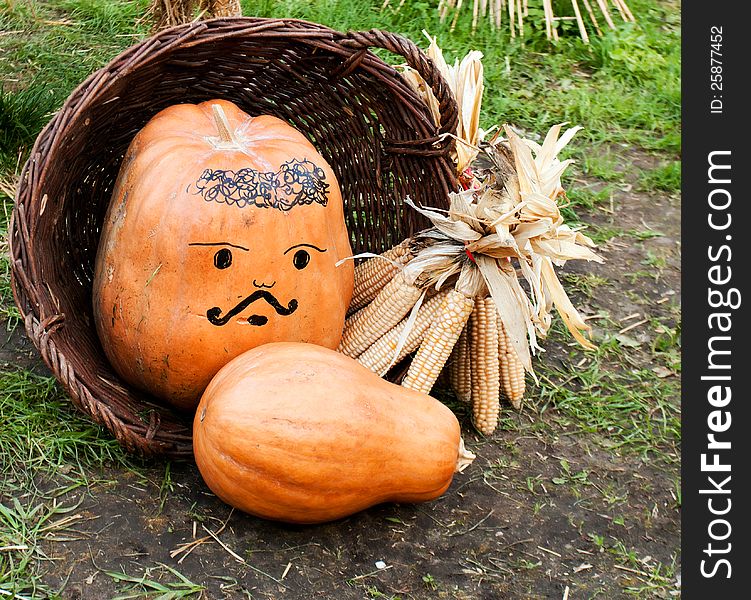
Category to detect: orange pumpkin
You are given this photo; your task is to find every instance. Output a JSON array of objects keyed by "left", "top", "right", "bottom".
[
  {"left": 93, "top": 100, "right": 354, "bottom": 411},
  {"left": 193, "top": 342, "right": 474, "bottom": 524}
]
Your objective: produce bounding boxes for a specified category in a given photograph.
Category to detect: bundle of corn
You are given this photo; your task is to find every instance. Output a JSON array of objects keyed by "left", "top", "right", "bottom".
[
  {"left": 339, "top": 241, "right": 476, "bottom": 360},
  {"left": 413, "top": 125, "right": 602, "bottom": 426},
  {"left": 340, "top": 38, "right": 602, "bottom": 435},
  {"left": 148, "top": 0, "right": 241, "bottom": 30},
  {"left": 341, "top": 124, "right": 602, "bottom": 435}
]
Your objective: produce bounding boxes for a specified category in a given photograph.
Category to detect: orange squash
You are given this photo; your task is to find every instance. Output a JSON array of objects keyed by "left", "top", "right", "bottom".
[
  {"left": 193, "top": 342, "right": 475, "bottom": 524},
  {"left": 93, "top": 100, "right": 354, "bottom": 411}
]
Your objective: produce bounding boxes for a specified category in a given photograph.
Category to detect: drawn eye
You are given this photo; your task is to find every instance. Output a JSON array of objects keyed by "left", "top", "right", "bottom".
[
  {"left": 214, "top": 248, "right": 232, "bottom": 269},
  {"left": 293, "top": 249, "right": 310, "bottom": 270}
]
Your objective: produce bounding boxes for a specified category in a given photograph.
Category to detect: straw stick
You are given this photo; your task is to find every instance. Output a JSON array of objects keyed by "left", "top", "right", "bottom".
[
  {"left": 438, "top": 0, "right": 452, "bottom": 22},
  {"left": 450, "top": 0, "right": 464, "bottom": 31},
  {"left": 595, "top": 0, "right": 616, "bottom": 28},
  {"left": 610, "top": 0, "right": 628, "bottom": 22},
  {"left": 570, "top": 0, "right": 590, "bottom": 43},
  {"left": 581, "top": 0, "right": 603, "bottom": 36},
  {"left": 543, "top": 0, "right": 550, "bottom": 39},
  {"left": 508, "top": 0, "right": 515, "bottom": 37},
  {"left": 516, "top": 0, "right": 523, "bottom": 36},
  {"left": 426, "top": 0, "right": 634, "bottom": 32},
  {"left": 616, "top": 0, "right": 636, "bottom": 21},
  {"left": 545, "top": 0, "right": 559, "bottom": 40}
]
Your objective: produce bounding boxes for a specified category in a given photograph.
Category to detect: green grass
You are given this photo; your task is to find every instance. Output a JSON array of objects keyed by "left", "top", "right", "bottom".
[
  {"left": 0, "top": 196, "right": 21, "bottom": 327},
  {"left": 0, "top": 488, "right": 78, "bottom": 599},
  {"left": 608, "top": 539, "right": 680, "bottom": 598},
  {"left": 534, "top": 331, "right": 681, "bottom": 461},
  {"left": 0, "top": 0, "right": 680, "bottom": 165},
  {"left": 0, "top": 369, "right": 135, "bottom": 484},
  {"left": 637, "top": 160, "right": 681, "bottom": 193},
  {"left": 0, "top": 0, "right": 149, "bottom": 91},
  {"left": 560, "top": 272, "right": 609, "bottom": 296},
  {"left": 583, "top": 222, "right": 623, "bottom": 245},
  {"left": 0, "top": 82, "right": 59, "bottom": 171},
  {"left": 242, "top": 0, "right": 681, "bottom": 152},
  {"left": 0, "top": 368, "right": 143, "bottom": 595},
  {"left": 105, "top": 563, "right": 205, "bottom": 599},
  {"left": 652, "top": 322, "right": 681, "bottom": 373},
  {"left": 561, "top": 182, "right": 615, "bottom": 224},
  {"left": 578, "top": 151, "right": 627, "bottom": 182}
]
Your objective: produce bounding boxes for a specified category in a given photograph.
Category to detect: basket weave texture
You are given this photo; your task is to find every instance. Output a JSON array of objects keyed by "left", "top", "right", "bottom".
[{"left": 10, "top": 18, "right": 458, "bottom": 458}]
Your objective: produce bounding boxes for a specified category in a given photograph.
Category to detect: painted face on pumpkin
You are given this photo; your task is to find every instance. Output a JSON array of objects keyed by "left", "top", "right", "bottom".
[
  {"left": 184, "top": 157, "right": 332, "bottom": 329},
  {"left": 187, "top": 241, "right": 328, "bottom": 327}
]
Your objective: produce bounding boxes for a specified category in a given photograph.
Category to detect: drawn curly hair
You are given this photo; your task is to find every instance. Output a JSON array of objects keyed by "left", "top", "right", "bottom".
[{"left": 191, "top": 158, "right": 330, "bottom": 211}]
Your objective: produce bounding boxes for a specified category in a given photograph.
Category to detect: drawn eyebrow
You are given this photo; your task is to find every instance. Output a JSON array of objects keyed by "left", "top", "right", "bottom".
[
  {"left": 188, "top": 242, "right": 250, "bottom": 251},
  {"left": 283, "top": 243, "right": 327, "bottom": 255}
]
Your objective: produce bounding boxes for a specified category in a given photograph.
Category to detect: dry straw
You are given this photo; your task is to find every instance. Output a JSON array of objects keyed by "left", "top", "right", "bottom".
[
  {"left": 148, "top": 0, "right": 242, "bottom": 30},
  {"left": 394, "top": 0, "right": 636, "bottom": 42}
]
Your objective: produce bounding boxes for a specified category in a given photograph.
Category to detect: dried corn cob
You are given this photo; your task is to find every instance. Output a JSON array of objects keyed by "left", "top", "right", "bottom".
[
  {"left": 469, "top": 297, "right": 502, "bottom": 436},
  {"left": 349, "top": 239, "right": 414, "bottom": 314},
  {"left": 402, "top": 289, "right": 475, "bottom": 394},
  {"left": 339, "top": 309, "right": 366, "bottom": 360},
  {"left": 499, "top": 319, "right": 526, "bottom": 409},
  {"left": 447, "top": 332, "right": 461, "bottom": 397},
  {"left": 338, "top": 270, "right": 423, "bottom": 359},
  {"left": 357, "top": 289, "right": 448, "bottom": 376},
  {"left": 448, "top": 325, "right": 472, "bottom": 403}
]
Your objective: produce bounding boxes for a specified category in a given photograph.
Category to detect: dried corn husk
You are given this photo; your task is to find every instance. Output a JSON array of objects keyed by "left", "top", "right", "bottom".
[
  {"left": 398, "top": 120, "right": 602, "bottom": 375},
  {"left": 399, "top": 32, "right": 484, "bottom": 174}
]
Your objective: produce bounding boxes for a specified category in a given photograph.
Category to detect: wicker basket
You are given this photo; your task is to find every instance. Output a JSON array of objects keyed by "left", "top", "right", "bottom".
[{"left": 9, "top": 18, "right": 458, "bottom": 458}]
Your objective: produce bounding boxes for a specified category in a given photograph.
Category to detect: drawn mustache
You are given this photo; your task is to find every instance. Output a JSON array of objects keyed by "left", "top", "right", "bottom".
[{"left": 207, "top": 290, "right": 298, "bottom": 326}]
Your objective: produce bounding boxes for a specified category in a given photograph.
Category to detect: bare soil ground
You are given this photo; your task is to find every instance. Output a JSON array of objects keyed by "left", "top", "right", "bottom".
[{"left": 2, "top": 147, "right": 680, "bottom": 599}]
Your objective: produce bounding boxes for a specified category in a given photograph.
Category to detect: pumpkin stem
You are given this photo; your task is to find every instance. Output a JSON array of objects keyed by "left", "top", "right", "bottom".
[
  {"left": 211, "top": 104, "right": 235, "bottom": 144},
  {"left": 455, "top": 437, "right": 476, "bottom": 473}
]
